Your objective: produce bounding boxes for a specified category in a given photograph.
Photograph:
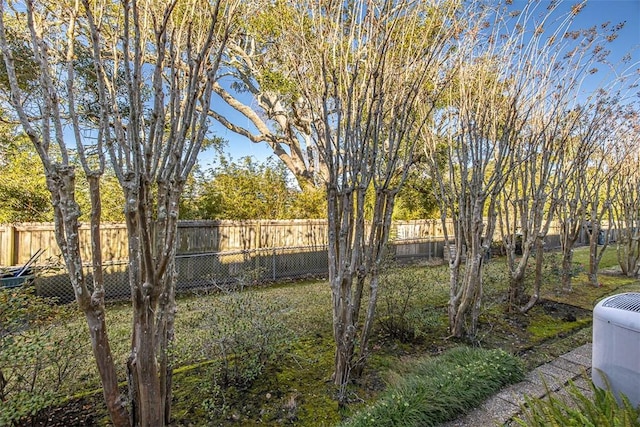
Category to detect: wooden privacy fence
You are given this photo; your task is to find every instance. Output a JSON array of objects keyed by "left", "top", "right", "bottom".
[
  {"left": 0, "top": 219, "right": 577, "bottom": 303},
  {"left": 0, "top": 219, "right": 457, "bottom": 267}
]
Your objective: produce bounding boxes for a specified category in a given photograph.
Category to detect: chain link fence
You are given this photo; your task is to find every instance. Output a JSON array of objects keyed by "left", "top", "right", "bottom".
[
  {"left": 18, "top": 233, "right": 574, "bottom": 304},
  {"left": 27, "top": 240, "right": 446, "bottom": 303}
]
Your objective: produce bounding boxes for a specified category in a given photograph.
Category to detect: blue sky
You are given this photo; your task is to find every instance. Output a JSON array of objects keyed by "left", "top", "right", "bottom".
[
  {"left": 198, "top": 0, "right": 640, "bottom": 170},
  {"left": 566, "top": 0, "right": 639, "bottom": 87},
  {"left": 578, "top": 0, "right": 639, "bottom": 55}
]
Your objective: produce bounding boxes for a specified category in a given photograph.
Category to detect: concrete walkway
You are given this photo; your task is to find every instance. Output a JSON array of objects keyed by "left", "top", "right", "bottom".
[{"left": 441, "top": 343, "right": 593, "bottom": 426}]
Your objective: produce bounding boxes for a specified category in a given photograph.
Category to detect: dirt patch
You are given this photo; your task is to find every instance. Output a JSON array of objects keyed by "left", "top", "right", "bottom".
[
  {"left": 21, "top": 395, "right": 105, "bottom": 427},
  {"left": 539, "top": 299, "right": 590, "bottom": 323}
]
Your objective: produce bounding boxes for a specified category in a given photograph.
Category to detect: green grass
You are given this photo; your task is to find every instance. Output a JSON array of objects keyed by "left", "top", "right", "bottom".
[
  {"left": 340, "top": 347, "right": 525, "bottom": 427},
  {"left": 527, "top": 313, "right": 591, "bottom": 343},
  {"left": 568, "top": 245, "right": 620, "bottom": 269},
  {"left": 514, "top": 375, "right": 640, "bottom": 427}
]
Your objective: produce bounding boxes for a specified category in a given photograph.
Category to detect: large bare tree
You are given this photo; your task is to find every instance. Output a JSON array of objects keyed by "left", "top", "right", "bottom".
[
  {"left": 207, "top": 1, "right": 326, "bottom": 191},
  {"left": 276, "top": 0, "right": 462, "bottom": 403},
  {"left": 494, "top": 3, "right": 629, "bottom": 311},
  {"left": 582, "top": 99, "right": 637, "bottom": 286},
  {"left": 611, "top": 127, "right": 640, "bottom": 277},
  {"left": 554, "top": 96, "right": 625, "bottom": 291},
  {"left": 0, "top": 0, "right": 239, "bottom": 425},
  {"left": 424, "top": 2, "right": 637, "bottom": 334},
  {"left": 423, "top": 2, "right": 532, "bottom": 338}
]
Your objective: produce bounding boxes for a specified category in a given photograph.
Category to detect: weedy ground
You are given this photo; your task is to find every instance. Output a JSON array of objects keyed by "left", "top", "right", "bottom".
[{"left": 21, "top": 246, "right": 640, "bottom": 426}]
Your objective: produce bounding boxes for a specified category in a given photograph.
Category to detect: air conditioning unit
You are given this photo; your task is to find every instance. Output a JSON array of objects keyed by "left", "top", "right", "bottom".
[{"left": 592, "top": 292, "right": 640, "bottom": 407}]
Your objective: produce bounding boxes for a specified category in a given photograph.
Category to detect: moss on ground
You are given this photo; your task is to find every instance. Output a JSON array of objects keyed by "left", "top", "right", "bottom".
[{"left": 25, "top": 246, "right": 640, "bottom": 426}]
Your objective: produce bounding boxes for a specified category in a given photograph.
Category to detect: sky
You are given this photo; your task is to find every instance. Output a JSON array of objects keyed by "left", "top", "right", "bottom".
[
  {"left": 197, "top": 0, "right": 640, "bottom": 170},
  {"left": 562, "top": 0, "right": 640, "bottom": 84}
]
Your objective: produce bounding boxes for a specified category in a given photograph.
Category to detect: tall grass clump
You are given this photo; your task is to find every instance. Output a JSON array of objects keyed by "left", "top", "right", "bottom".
[
  {"left": 514, "top": 376, "right": 640, "bottom": 427},
  {"left": 341, "top": 347, "right": 524, "bottom": 427}
]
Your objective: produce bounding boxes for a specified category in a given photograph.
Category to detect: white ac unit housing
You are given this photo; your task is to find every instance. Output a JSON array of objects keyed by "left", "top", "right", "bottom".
[{"left": 592, "top": 292, "right": 640, "bottom": 407}]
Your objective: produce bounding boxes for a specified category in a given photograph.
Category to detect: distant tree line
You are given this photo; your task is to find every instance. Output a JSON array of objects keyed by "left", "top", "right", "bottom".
[{"left": 0, "top": 145, "right": 439, "bottom": 222}]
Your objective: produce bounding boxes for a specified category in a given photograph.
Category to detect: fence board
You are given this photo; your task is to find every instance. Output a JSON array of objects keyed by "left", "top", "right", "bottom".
[
  {"left": 2, "top": 218, "right": 568, "bottom": 267},
  {"left": 0, "top": 225, "right": 13, "bottom": 266}
]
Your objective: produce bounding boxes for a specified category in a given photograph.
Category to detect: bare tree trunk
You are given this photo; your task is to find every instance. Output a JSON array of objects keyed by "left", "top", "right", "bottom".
[
  {"left": 522, "top": 238, "right": 545, "bottom": 313},
  {"left": 447, "top": 257, "right": 462, "bottom": 332},
  {"left": 557, "top": 215, "right": 583, "bottom": 293},
  {"left": 129, "top": 306, "right": 162, "bottom": 426},
  {"left": 450, "top": 209, "right": 488, "bottom": 338},
  {"left": 84, "top": 304, "right": 129, "bottom": 425},
  {"left": 588, "top": 225, "right": 599, "bottom": 286},
  {"left": 157, "top": 263, "right": 177, "bottom": 425},
  {"left": 561, "top": 249, "right": 574, "bottom": 292},
  {"left": 52, "top": 170, "right": 131, "bottom": 426},
  {"left": 451, "top": 254, "right": 484, "bottom": 338},
  {"left": 508, "top": 251, "right": 529, "bottom": 309},
  {"left": 86, "top": 174, "right": 130, "bottom": 426}
]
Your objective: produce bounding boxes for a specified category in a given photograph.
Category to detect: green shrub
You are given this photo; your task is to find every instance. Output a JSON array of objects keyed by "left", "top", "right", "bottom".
[
  {"left": 341, "top": 347, "right": 525, "bottom": 427},
  {"left": 514, "top": 375, "right": 640, "bottom": 427},
  {"left": 199, "top": 289, "right": 292, "bottom": 387},
  {"left": 0, "top": 287, "right": 86, "bottom": 426},
  {"left": 197, "top": 284, "right": 294, "bottom": 420},
  {"left": 377, "top": 267, "right": 445, "bottom": 342}
]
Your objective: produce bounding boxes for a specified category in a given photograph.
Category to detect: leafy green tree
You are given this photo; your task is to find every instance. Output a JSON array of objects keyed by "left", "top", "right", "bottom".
[
  {"left": 0, "top": 133, "right": 51, "bottom": 223},
  {"left": 0, "top": 132, "right": 126, "bottom": 224},
  {"left": 191, "top": 156, "right": 326, "bottom": 220}
]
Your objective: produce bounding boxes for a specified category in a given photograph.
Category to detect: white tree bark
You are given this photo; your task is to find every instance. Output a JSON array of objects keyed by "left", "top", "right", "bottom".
[
  {"left": 277, "top": 0, "right": 462, "bottom": 403},
  {"left": 0, "top": 0, "right": 240, "bottom": 425}
]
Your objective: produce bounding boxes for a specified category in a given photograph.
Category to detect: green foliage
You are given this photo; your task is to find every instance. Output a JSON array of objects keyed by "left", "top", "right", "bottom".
[
  {"left": 341, "top": 347, "right": 525, "bottom": 427},
  {"left": 242, "top": 0, "right": 300, "bottom": 100},
  {"left": 183, "top": 156, "right": 326, "bottom": 220},
  {"left": 200, "top": 156, "right": 291, "bottom": 219},
  {"left": 75, "top": 167, "right": 125, "bottom": 222},
  {"left": 0, "top": 22, "right": 39, "bottom": 94},
  {"left": 0, "top": 133, "right": 126, "bottom": 223},
  {"left": 0, "top": 135, "right": 52, "bottom": 223},
  {"left": 287, "top": 185, "right": 327, "bottom": 219},
  {"left": 527, "top": 312, "right": 590, "bottom": 343},
  {"left": 199, "top": 286, "right": 293, "bottom": 387},
  {"left": 197, "top": 280, "right": 295, "bottom": 420},
  {"left": 514, "top": 375, "right": 640, "bottom": 427},
  {"left": 257, "top": 69, "right": 299, "bottom": 99},
  {"left": 0, "top": 287, "right": 86, "bottom": 426},
  {"left": 392, "top": 169, "right": 441, "bottom": 220},
  {"left": 376, "top": 267, "right": 446, "bottom": 342}
]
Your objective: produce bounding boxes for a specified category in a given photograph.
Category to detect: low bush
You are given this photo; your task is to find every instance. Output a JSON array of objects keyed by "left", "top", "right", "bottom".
[
  {"left": 196, "top": 285, "right": 295, "bottom": 421},
  {"left": 376, "top": 267, "right": 446, "bottom": 342},
  {"left": 514, "top": 376, "right": 640, "bottom": 427},
  {"left": 0, "top": 286, "right": 86, "bottom": 426},
  {"left": 341, "top": 346, "right": 525, "bottom": 427}
]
